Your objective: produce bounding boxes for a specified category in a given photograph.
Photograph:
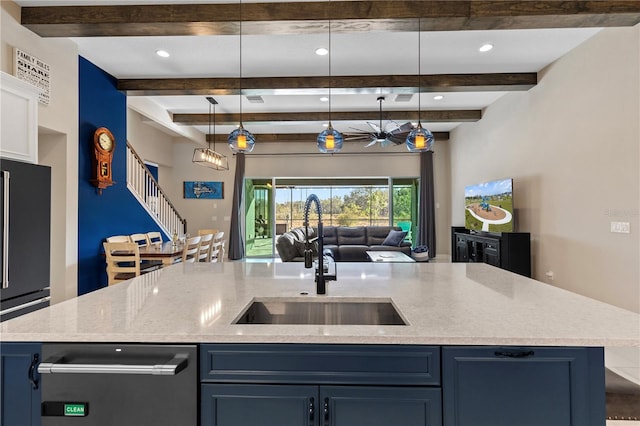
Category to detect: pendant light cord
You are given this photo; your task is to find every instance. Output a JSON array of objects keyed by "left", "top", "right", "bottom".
[
  {"left": 417, "top": 18, "right": 421, "bottom": 125},
  {"left": 328, "top": 0, "right": 332, "bottom": 124},
  {"left": 239, "top": 0, "right": 243, "bottom": 125}
]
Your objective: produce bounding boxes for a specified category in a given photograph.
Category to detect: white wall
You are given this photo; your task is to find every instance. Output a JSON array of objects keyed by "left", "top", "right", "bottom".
[
  {"left": 1, "top": 1, "right": 79, "bottom": 303},
  {"left": 450, "top": 26, "right": 640, "bottom": 313}
]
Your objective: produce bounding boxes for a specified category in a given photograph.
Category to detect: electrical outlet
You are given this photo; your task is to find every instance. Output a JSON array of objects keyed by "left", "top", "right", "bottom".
[
  {"left": 610, "top": 221, "right": 631, "bottom": 233},
  {"left": 211, "top": 216, "right": 217, "bottom": 221},
  {"left": 545, "top": 271, "right": 554, "bottom": 281}
]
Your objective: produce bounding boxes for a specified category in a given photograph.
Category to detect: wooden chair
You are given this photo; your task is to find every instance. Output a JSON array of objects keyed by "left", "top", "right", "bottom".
[
  {"left": 146, "top": 231, "right": 163, "bottom": 245},
  {"left": 103, "top": 242, "right": 140, "bottom": 285},
  {"left": 130, "top": 233, "right": 150, "bottom": 247},
  {"left": 106, "top": 235, "right": 130, "bottom": 243},
  {"left": 197, "top": 233, "right": 214, "bottom": 262},
  {"left": 211, "top": 231, "right": 225, "bottom": 263},
  {"left": 181, "top": 235, "right": 201, "bottom": 263},
  {"left": 198, "top": 228, "right": 218, "bottom": 237}
]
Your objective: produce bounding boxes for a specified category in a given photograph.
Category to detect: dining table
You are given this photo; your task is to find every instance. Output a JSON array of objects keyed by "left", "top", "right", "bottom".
[{"left": 138, "top": 241, "right": 184, "bottom": 267}]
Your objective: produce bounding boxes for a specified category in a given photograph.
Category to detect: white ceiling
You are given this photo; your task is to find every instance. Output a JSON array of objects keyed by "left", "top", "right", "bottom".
[{"left": 15, "top": 0, "right": 603, "bottom": 139}]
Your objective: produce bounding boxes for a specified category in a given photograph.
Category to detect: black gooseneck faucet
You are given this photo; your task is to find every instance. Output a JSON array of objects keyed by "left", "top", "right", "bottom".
[{"left": 303, "top": 194, "right": 336, "bottom": 295}]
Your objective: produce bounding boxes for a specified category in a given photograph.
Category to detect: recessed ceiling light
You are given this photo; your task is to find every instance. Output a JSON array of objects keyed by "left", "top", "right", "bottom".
[
  {"left": 320, "top": 96, "right": 329, "bottom": 102},
  {"left": 433, "top": 95, "right": 444, "bottom": 100},
  {"left": 156, "top": 50, "right": 170, "bottom": 58},
  {"left": 315, "top": 47, "right": 329, "bottom": 56},
  {"left": 479, "top": 43, "right": 493, "bottom": 53}
]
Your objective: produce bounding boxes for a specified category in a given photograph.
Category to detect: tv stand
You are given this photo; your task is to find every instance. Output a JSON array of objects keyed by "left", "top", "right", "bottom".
[{"left": 451, "top": 227, "right": 531, "bottom": 277}]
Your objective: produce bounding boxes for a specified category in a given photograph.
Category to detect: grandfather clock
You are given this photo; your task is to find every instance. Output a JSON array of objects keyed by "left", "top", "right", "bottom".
[{"left": 90, "top": 127, "right": 115, "bottom": 194}]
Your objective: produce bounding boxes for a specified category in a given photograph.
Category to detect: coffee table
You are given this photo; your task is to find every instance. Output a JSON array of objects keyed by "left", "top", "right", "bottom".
[{"left": 366, "top": 251, "right": 415, "bottom": 263}]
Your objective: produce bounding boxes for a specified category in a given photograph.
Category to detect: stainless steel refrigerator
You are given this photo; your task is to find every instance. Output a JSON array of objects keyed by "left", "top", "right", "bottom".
[{"left": 1, "top": 158, "right": 51, "bottom": 321}]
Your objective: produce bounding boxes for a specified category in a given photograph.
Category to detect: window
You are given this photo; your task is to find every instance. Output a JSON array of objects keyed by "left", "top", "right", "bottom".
[{"left": 245, "top": 177, "right": 419, "bottom": 258}]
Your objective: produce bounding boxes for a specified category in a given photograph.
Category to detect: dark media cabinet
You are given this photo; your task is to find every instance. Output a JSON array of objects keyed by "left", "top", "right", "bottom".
[{"left": 451, "top": 227, "right": 531, "bottom": 277}]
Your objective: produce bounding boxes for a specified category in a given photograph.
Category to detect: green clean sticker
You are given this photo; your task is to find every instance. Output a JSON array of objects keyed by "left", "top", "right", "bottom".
[{"left": 64, "top": 404, "right": 86, "bottom": 416}]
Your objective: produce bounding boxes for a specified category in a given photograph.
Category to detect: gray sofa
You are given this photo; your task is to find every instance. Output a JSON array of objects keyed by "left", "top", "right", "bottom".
[{"left": 276, "top": 226, "right": 411, "bottom": 262}]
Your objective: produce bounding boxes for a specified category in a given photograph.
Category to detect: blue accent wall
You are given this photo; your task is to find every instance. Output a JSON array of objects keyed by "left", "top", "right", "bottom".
[{"left": 78, "top": 56, "right": 165, "bottom": 295}]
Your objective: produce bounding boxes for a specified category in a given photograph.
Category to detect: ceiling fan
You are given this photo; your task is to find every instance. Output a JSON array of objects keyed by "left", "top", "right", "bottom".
[{"left": 344, "top": 96, "right": 414, "bottom": 147}]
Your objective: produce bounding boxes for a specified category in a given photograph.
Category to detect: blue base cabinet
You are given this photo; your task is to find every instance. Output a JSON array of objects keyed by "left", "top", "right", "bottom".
[
  {"left": 200, "top": 344, "right": 442, "bottom": 426},
  {"left": 442, "top": 346, "right": 605, "bottom": 426},
  {"left": 0, "top": 343, "right": 41, "bottom": 426},
  {"left": 202, "top": 384, "right": 317, "bottom": 426},
  {"left": 322, "top": 385, "right": 441, "bottom": 426},
  {"left": 201, "top": 384, "right": 441, "bottom": 426}
]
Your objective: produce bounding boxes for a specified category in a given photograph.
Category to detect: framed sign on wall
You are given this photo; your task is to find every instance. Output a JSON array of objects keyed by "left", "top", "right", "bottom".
[{"left": 184, "top": 181, "right": 224, "bottom": 199}]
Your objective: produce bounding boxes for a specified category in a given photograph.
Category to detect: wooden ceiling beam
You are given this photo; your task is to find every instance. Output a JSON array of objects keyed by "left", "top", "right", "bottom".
[
  {"left": 118, "top": 73, "right": 537, "bottom": 96},
  {"left": 206, "top": 132, "right": 450, "bottom": 143},
  {"left": 22, "top": 1, "right": 640, "bottom": 37},
  {"left": 173, "top": 110, "right": 480, "bottom": 125}
]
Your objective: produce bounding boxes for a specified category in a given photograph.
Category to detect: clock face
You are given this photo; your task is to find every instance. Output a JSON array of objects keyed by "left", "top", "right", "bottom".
[{"left": 98, "top": 132, "right": 113, "bottom": 151}]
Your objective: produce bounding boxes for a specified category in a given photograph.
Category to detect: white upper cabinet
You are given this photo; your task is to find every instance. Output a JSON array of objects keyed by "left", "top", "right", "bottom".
[{"left": 1, "top": 72, "right": 41, "bottom": 164}]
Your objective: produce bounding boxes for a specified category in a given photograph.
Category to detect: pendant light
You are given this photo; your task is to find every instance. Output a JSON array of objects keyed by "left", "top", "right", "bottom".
[
  {"left": 193, "top": 97, "right": 229, "bottom": 170},
  {"left": 228, "top": 0, "right": 256, "bottom": 153},
  {"left": 406, "top": 18, "right": 435, "bottom": 152},
  {"left": 317, "top": 0, "right": 343, "bottom": 153}
]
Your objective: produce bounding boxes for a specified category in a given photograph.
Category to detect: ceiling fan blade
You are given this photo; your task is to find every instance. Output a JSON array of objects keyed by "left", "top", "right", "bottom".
[
  {"left": 344, "top": 134, "right": 374, "bottom": 142},
  {"left": 387, "top": 132, "right": 411, "bottom": 145},
  {"left": 364, "top": 139, "right": 378, "bottom": 147},
  {"left": 366, "top": 121, "right": 381, "bottom": 134}
]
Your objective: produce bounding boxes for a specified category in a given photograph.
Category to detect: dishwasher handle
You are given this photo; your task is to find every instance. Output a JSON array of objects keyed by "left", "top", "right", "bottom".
[{"left": 37, "top": 353, "right": 189, "bottom": 376}]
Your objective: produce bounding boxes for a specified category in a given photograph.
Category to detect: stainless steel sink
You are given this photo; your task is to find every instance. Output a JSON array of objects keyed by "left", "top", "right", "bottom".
[{"left": 234, "top": 298, "right": 407, "bottom": 325}]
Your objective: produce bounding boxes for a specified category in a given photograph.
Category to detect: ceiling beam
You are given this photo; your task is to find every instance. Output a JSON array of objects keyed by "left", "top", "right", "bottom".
[
  {"left": 22, "top": 1, "right": 640, "bottom": 37},
  {"left": 173, "top": 110, "right": 480, "bottom": 125},
  {"left": 206, "top": 132, "right": 450, "bottom": 143},
  {"left": 118, "top": 73, "right": 537, "bottom": 96}
]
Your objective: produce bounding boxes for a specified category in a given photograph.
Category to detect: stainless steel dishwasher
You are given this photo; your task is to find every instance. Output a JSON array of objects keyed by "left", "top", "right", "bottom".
[{"left": 38, "top": 343, "right": 197, "bottom": 425}]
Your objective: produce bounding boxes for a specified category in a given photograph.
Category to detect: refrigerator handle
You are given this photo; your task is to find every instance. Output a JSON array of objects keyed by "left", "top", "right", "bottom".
[{"left": 2, "top": 170, "right": 9, "bottom": 289}]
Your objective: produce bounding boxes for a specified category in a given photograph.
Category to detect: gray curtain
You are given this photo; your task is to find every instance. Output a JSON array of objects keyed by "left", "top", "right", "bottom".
[
  {"left": 228, "top": 153, "right": 245, "bottom": 260},
  {"left": 417, "top": 151, "right": 436, "bottom": 257}
]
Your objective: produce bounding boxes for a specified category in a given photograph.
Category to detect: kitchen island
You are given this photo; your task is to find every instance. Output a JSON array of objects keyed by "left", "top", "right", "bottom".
[{"left": 2, "top": 262, "right": 638, "bottom": 425}]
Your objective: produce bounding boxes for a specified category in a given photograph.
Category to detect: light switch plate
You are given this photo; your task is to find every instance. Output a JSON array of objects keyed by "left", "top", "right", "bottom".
[{"left": 610, "top": 221, "right": 631, "bottom": 233}]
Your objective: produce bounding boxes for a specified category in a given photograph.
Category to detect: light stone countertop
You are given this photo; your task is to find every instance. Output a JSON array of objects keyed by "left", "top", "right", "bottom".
[{"left": 1, "top": 262, "right": 638, "bottom": 347}]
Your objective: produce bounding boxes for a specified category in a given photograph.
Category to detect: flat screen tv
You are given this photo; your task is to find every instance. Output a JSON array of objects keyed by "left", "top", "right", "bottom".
[{"left": 464, "top": 178, "right": 514, "bottom": 233}]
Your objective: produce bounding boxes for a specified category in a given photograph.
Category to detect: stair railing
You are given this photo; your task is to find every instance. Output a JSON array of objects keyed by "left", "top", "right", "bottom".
[{"left": 126, "top": 143, "right": 187, "bottom": 237}]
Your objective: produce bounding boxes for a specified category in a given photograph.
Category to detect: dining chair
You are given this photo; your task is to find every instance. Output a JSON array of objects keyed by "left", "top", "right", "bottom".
[
  {"left": 181, "top": 235, "right": 202, "bottom": 263},
  {"left": 130, "top": 233, "right": 150, "bottom": 247},
  {"left": 146, "top": 231, "right": 163, "bottom": 245},
  {"left": 103, "top": 242, "right": 140, "bottom": 285},
  {"left": 198, "top": 228, "right": 218, "bottom": 237},
  {"left": 211, "top": 231, "right": 225, "bottom": 263},
  {"left": 106, "top": 235, "right": 131, "bottom": 243},
  {"left": 197, "top": 233, "right": 214, "bottom": 262}
]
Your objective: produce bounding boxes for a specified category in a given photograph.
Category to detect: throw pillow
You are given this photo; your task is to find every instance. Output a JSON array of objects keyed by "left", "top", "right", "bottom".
[{"left": 382, "top": 230, "right": 407, "bottom": 247}]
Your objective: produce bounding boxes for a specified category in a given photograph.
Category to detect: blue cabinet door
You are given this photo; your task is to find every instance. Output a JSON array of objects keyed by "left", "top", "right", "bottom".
[
  {"left": 201, "top": 384, "right": 317, "bottom": 426},
  {"left": 442, "top": 346, "right": 605, "bottom": 426},
  {"left": 321, "top": 386, "right": 442, "bottom": 426},
  {"left": 0, "top": 343, "right": 41, "bottom": 426}
]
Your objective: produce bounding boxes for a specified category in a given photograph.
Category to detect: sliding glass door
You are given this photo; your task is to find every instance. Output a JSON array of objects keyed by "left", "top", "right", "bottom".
[
  {"left": 245, "top": 177, "right": 419, "bottom": 258},
  {"left": 244, "top": 179, "right": 274, "bottom": 257}
]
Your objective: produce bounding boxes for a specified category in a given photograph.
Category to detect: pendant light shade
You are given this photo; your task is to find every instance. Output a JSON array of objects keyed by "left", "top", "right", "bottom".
[
  {"left": 228, "top": 124, "right": 256, "bottom": 153},
  {"left": 406, "top": 18, "right": 435, "bottom": 152},
  {"left": 228, "top": 0, "right": 255, "bottom": 154},
  {"left": 406, "top": 123, "right": 435, "bottom": 152},
  {"left": 193, "top": 97, "right": 229, "bottom": 170},
  {"left": 317, "top": 123, "right": 344, "bottom": 153}
]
